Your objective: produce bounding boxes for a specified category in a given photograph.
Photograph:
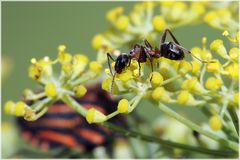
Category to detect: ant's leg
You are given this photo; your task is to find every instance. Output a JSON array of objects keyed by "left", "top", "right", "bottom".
[
  {"left": 128, "top": 58, "right": 131, "bottom": 67},
  {"left": 107, "top": 53, "right": 115, "bottom": 76},
  {"left": 165, "top": 29, "right": 180, "bottom": 45},
  {"left": 144, "top": 39, "right": 153, "bottom": 49},
  {"left": 146, "top": 53, "right": 154, "bottom": 81},
  {"left": 138, "top": 62, "right": 141, "bottom": 77},
  {"left": 110, "top": 73, "right": 116, "bottom": 94}
]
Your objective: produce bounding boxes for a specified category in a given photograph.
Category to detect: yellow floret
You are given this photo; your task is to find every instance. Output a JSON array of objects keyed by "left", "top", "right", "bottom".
[
  {"left": 44, "top": 83, "right": 57, "bottom": 98},
  {"left": 178, "top": 61, "right": 192, "bottom": 75},
  {"left": 74, "top": 85, "right": 87, "bottom": 97},
  {"left": 150, "top": 72, "right": 163, "bottom": 86},
  {"left": 115, "top": 15, "right": 129, "bottom": 31},
  {"left": 225, "top": 63, "right": 239, "bottom": 80},
  {"left": 209, "top": 115, "right": 222, "bottom": 131},
  {"left": 58, "top": 45, "right": 66, "bottom": 53},
  {"left": 177, "top": 91, "right": 196, "bottom": 105},
  {"left": 15, "top": 101, "right": 26, "bottom": 116},
  {"left": 58, "top": 52, "right": 72, "bottom": 64},
  {"left": 206, "top": 60, "right": 221, "bottom": 73},
  {"left": 90, "top": 61, "right": 102, "bottom": 74},
  {"left": 4, "top": 101, "right": 15, "bottom": 115},
  {"left": 152, "top": 16, "right": 166, "bottom": 32},
  {"left": 116, "top": 70, "right": 133, "bottom": 82},
  {"left": 229, "top": 48, "right": 239, "bottom": 61},
  {"left": 106, "top": 7, "right": 124, "bottom": 22},
  {"left": 92, "top": 34, "right": 104, "bottom": 49},
  {"left": 210, "top": 39, "right": 228, "bottom": 59},
  {"left": 204, "top": 11, "right": 217, "bottom": 22},
  {"left": 117, "top": 99, "right": 129, "bottom": 113},
  {"left": 86, "top": 108, "right": 107, "bottom": 124},
  {"left": 205, "top": 77, "right": 222, "bottom": 91}
]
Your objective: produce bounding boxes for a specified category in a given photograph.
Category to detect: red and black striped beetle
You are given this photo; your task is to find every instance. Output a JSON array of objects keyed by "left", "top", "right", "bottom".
[{"left": 18, "top": 84, "right": 126, "bottom": 156}]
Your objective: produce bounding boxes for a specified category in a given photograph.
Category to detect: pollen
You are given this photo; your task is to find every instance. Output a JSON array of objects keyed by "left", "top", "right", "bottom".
[
  {"left": 209, "top": 115, "right": 222, "bottom": 131},
  {"left": 205, "top": 77, "right": 222, "bottom": 91},
  {"left": 15, "top": 101, "right": 27, "bottom": 117},
  {"left": 74, "top": 85, "right": 87, "bottom": 97},
  {"left": 115, "top": 15, "right": 129, "bottom": 31},
  {"left": 152, "top": 16, "right": 166, "bottom": 32},
  {"left": 86, "top": 108, "right": 107, "bottom": 124},
  {"left": 44, "top": 83, "right": 57, "bottom": 98},
  {"left": 4, "top": 101, "right": 15, "bottom": 115},
  {"left": 117, "top": 99, "right": 129, "bottom": 113},
  {"left": 92, "top": 34, "right": 104, "bottom": 49}
]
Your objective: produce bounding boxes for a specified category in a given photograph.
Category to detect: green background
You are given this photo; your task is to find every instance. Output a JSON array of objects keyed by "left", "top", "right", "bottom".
[{"left": 2, "top": 2, "right": 225, "bottom": 157}]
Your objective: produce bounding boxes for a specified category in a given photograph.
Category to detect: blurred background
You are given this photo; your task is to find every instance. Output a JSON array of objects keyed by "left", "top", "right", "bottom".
[{"left": 2, "top": 1, "right": 228, "bottom": 158}]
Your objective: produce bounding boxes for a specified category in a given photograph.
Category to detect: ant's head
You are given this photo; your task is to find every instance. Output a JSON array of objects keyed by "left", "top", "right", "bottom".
[{"left": 114, "top": 54, "right": 130, "bottom": 74}]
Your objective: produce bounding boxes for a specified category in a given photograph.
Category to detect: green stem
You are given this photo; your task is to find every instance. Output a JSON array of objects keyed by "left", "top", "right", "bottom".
[
  {"left": 61, "top": 94, "right": 87, "bottom": 116},
  {"left": 103, "top": 122, "right": 236, "bottom": 157},
  {"left": 161, "top": 74, "right": 182, "bottom": 86},
  {"left": 228, "top": 107, "right": 239, "bottom": 135},
  {"left": 157, "top": 103, "right": 238, "bottom": 152},
  {"left": 106, "top": 111, "right": 119, "bottom": 120},
  {"left": 70, "top": 71, "right": 96, "bottom": 86}
]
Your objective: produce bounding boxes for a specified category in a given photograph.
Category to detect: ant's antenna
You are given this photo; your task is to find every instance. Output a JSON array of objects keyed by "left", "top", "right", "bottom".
[{"left": 189, "top": 51, "right": 215, "bottom": 63}]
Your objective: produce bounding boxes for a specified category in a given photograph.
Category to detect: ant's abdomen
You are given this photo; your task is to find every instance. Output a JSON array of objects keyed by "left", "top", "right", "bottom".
[{"left": 160, "top": 42, "right": 184, "bottom": 60}]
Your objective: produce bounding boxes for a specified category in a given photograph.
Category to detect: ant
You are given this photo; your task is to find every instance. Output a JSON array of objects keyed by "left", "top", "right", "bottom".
[{"left": 107, "top": 29, "right": 211, "bottom": 93}]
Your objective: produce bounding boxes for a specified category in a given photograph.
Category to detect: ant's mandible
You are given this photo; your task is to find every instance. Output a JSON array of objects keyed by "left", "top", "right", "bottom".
[{"left": 107, "top": 29, "right": 210, "bottom": 93}]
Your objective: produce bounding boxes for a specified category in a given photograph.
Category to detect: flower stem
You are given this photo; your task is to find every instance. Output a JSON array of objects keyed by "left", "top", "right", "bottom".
[
  {"left": 103, "top": 122, "right": 236, "bottom": 157},
  {"left": 228, "top": 107, "right": 239, "bottom": 135},
  {"left": 157, "top": 103, "right": 238, "bottom": 151},
  {"left": 61, "top": 94, "right": 87, "bottom": 116}
]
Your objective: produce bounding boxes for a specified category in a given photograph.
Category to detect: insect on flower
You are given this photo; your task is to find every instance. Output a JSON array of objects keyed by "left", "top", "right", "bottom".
[
  {"left": 107, "top": 29, "right": 212, "bottom": 93},
  {"left": 18, "top": 84, "right": 126, "bottom": 157}
]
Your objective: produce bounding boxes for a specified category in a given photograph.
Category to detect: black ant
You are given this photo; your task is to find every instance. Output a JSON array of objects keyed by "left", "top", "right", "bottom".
[{"left": 107, "top": 29, "right": 211, "bottom": 93}]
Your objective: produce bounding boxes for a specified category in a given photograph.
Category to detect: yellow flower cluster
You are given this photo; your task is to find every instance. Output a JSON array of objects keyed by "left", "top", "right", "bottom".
[{"left": 4, "top": 45, "right": 105, "bottom": 121}]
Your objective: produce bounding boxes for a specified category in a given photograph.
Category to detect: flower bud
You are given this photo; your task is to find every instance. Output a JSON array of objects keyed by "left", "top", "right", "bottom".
[
  {"left": 225, "top": 63, "right": 239, "bottom": 80},
  {"left": 229, "top": 48, "right": 239, "bottom": 62},
  {"left": 178, "top": 61, "right": 192, "bottom": 75},
  {"left": 44, "top": 83, "right": 57, "bottom": 98},
  {"left": 210, "top": 39, "right": 228, "bottom": 59},
  {"left": 4, "top": 101, "right": 15, "bottom": 115},
  {"left": 117, "top": 99, "right": 129, "bottom": 113},
  {"left": 90, "top": 61, "right": 102, "bottom": 74},
  {"left": 116, "top": 70, "right": 133, "bottom": 82},
  {"left": 191, "top": 61, "right": 201, "bottom": 75},
  {"left": 15, "top": 101, "right": 27, "bottom": 116},
  {"left": 181, "top": 77, "right": 205, "bottom": 94},
  {"left": 58, "top": 52, "right": 72, "bottom": 64},
  {"left": 86, "top": 108, "right": 107, "bottom": 124},
  {"left": 92, "top": 34, "right": 104, "bottom": 50},
  {"left": 177, "top": 91, "right": 197, "bottom": 105},
  {"left": 152, "top": 16, "right": 166, "bottom": 32},
  {"left": 74, "top": 85, "right": 87, "bottom": 97},
  {"left": 209, "top": 115, "right": 222, "bottom": 131},
  {"left": 150, "top": 72, "right": 163, "bottom": 86},
  {"left": 115, "top": 15, "right": 129, "bottom": 31},
  {"left": 152, "top": 87, "right": 173, "bottom": 103},
  {"left": 205, "top": 77, "right": 222, "bottom": 91},
  {"left": 206, "top": 60, "right": 221, "bottom": 73},
  {"left": 106, "top": 7, "right": 124, "bottom": 23}
]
